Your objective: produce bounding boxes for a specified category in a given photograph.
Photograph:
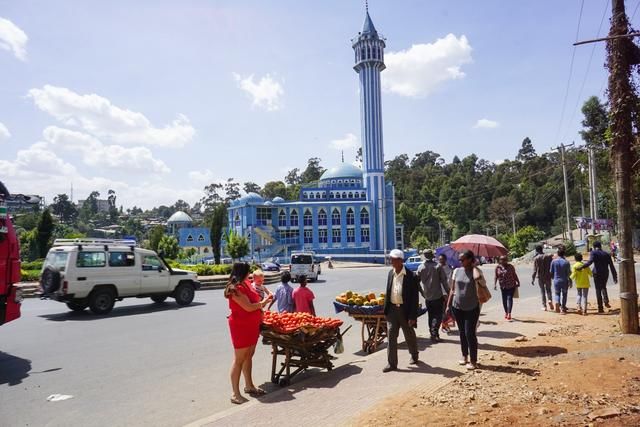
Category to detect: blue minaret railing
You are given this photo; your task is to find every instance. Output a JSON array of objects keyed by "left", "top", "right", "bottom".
[{"left": 352, "top": 9, "right": 386, "bottom": 252}]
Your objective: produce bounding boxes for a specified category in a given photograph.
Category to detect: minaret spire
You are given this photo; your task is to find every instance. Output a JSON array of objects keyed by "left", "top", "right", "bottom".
[{"left": 341, "top": 150, "right": 345, "bottom": 163}]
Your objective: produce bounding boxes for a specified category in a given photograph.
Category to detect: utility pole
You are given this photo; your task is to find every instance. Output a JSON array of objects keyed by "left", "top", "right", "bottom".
[
  {"left": 588, "top": 147, "right": 598, "bottom": 237},
  {"left": 553, "top": 142, "right": 575, "bottom": 243},
  {"left": 511, "top": 213, "right": 516, "bottom": 235},
  {"left": 606, "top": 0, "right": 639, "bottom": 334},
  {"left": 576, "top": 0, "right": 640, "bottom": 333},
  {"left": 579, "top": 179, "right": 585, "bottom": 241}
]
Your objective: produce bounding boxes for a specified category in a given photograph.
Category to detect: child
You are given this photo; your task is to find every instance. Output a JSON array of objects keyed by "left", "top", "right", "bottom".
[
  {"left": 268, "top": 271, "right": 294, "bottom": 313},
  {"left": 570, "top": 253, "right": 592, "bottom": 315},
  {"left": 251, "top": 269, "right": 272, "bottom": 300},
  {"left": 292, "top": 275, "right": 315, "bottom": 315}
]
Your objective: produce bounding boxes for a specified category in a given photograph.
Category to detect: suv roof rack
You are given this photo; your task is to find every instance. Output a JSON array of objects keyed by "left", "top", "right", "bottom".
[{"left": 53, "top": 238, "right": 138, "bottom": 248}]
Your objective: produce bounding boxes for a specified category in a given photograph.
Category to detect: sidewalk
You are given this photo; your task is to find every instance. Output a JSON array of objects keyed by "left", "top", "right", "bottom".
[{"left": 185, "top": 291, "right": 560, "bottom": 427}]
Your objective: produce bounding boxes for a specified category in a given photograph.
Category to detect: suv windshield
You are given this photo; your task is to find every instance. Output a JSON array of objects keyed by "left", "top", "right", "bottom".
[
  {"left": 291, "top": 255, "right": 313, "bottom": 264},
  {"left": 44, "top": 251, "right": 69, "bottom": 272}
]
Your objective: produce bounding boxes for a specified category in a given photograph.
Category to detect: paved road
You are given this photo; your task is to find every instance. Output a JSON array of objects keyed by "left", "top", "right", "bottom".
[{"left": 0, "top": 264, "right": 617, "bottom": 427}]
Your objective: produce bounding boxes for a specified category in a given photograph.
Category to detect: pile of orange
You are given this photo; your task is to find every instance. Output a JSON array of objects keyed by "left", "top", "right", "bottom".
[{"left": 262, "top": 311, "right": 343, "bottom": 334}]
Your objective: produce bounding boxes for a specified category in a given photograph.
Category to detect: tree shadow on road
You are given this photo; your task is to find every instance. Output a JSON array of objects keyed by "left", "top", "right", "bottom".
[
  {"left": 0, "top": 351, "right": 32, "bottom": 386},
  {"left": 477, "top": 330, "right": 523, "bottom": 339},
  {"left": 38, "top": 301, "right": 206, "bottom": 321}
]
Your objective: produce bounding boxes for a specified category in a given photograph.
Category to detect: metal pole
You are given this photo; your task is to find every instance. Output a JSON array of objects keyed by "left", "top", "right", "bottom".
[
  {"left": 512, "top": 213, "right": 516, "bottom": 235},
  {"left": 557, "top": 144, "right": 574, "bottom": 243},
  {"left": 588, "top": 147, "right": 596, "bottom": 237},
  {"left": 579, "top": 179, "right": 585, "bottom": 241}
]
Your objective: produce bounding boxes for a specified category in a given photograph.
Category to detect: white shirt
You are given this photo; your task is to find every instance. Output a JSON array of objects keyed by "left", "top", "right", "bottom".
[{"left": 390, "top": 267, "right": 406, "bottom": 304}]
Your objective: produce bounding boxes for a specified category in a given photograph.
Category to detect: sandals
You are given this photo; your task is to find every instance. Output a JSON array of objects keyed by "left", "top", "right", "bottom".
[
  {"left": 244, "top": 387, "right": 267, "bottom": 396},
  {"left": 230, "top": 395, "right": 246, "bottom": 405}
]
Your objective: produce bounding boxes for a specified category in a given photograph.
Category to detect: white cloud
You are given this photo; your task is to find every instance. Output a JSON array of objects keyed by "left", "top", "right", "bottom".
[
  {"left": 0, "top": 122, "right": 10, "bottom": 140},
  {"left": 42, "top": 126, "right": 170, "bottom": 173},
  {"left": 382, "top": 34, "right": 472, "bottom": 98},
  {"left": 188, "top": 169, "right": 220, "bottom": 185},
  {"left": 329, "top": 133, "right": 359, "bottom": 150},
  {"left": 233, "top": 73, "right": 284, "bottom": 111},
  {"left": 0, "top": 142, "right": 76, "bottom": 178},
  {"left": 473, "top": 118, "right": 500, "bottom": 129},
  {"left": 0, "top": 17, "right": 28, "bottom": 61},
  {"left": 27, "top": 85, "right": 195, "bottom": 147}
]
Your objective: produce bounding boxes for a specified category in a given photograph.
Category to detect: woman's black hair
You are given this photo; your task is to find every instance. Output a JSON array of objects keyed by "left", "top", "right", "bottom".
[
  {"left": 575, "top": 253, "right": 583, "bottom": 262},
  {"left": 299, "top": 275, "right": 308, "bottom": 286},
  {"left": 224, "top": 262, "right": 251, "bottom": 298},
  {"left": 460, "top": 249, "right": 475, "bottom": 261},
  {"left": 439, "top": 253, "right": 447, "bottom": 261}
]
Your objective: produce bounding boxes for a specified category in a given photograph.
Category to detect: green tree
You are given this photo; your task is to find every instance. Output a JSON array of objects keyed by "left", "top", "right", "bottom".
[
  {"left": 507, "top": 226, "right": 545, "bottom": 258},
  {"left": 148, "top": 226, "right": 165, "bottom": 252},
  {"left": 200, "top": 182, "right": 223, "bottom": 212},
  {"left": 51, "top": 194, "right": 78, "bottom": 223},
  {"left": 225, "top": 229, "right": 249, "bottom": 261},
  {"left": 300, "top": 157, "right": 325, "bottom": 183},
  {"left": 580, "top": 96, "right": 608, "bottom": 148},
  {"left": 262, "top": 181, "right": 287, "bottom": 199},
  {"left": 207, "top": 203, "right": 228, "bottom": 264},
  {"left": 224, "top": 178, "right": 241, "bottom": 204},
  {"left": 158, "top": 235, "right": 179, "bottom": 259},
  {"left": 107, "top": 189, "right": 118, "bottom": 223},
  {"left": 243, "top": 182, "right": 262, "bottom": 195},
  {"left": 516, "top": 137, "right": 536, "bottom": 162},
  {"left": 36, "top": 209, "right": 54, "bottom": 258},
  {"left": 284, "top": 168, "right": 302, "bottom": 186}
]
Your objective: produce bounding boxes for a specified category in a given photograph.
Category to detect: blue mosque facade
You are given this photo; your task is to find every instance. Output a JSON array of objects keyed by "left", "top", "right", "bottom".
[{"left": 227, "top": 10, "right": 402, "bottom": 263}]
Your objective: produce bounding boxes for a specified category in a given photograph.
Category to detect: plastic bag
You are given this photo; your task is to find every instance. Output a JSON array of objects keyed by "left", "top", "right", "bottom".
[{"left": 333, "top": 337, "right": 344, "bottom": 354}]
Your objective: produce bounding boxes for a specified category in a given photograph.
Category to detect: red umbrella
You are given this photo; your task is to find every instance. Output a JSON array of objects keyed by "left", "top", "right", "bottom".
[{"left": 450, "top": 234, "right": 508, "bottom": 258}]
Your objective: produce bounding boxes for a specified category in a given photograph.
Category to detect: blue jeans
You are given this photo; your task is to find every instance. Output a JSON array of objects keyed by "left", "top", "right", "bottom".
[
  {"left": 577, "top": 288, "right": 589, "bottom": 311},
  {"left": 501, "top": 288, "right": 515, "bottom": 314},
  {"left": 553, "top": 281, "right": 569, "bottom": 309}
]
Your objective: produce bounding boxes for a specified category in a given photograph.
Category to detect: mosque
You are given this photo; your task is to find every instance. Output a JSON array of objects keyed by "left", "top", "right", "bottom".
[{"left": 227, "top": 9, "right": 402, "bottom": 263}]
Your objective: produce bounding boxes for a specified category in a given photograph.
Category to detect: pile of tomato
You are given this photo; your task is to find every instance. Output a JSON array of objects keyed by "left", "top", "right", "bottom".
[{"left": 262, "top": 311, "right": 343, "bottom": 334}]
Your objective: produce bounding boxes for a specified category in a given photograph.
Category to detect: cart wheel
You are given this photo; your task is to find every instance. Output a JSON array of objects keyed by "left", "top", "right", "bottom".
[
  {"left": 272, "top": 378, "right": 279, "bottom": 385},
  {"left": 278, "top": 378, "right": 290, "bottom": 387},
  {"left": 362, "top": 343, "right": 368, "bottom": 353},
  {"left": 367, "top": 345, "right": 375, "bottom": 354},
  {"left": 327, "top": 365, "right": 333, "bottom": 371}
]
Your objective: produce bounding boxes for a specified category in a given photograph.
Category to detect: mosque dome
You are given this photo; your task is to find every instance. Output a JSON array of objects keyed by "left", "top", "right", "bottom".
[
  {"left": 237, "top": 192, "right": 265, "bottom": 205},
  {"left": 167, "top": 211, "right": 193, "bottom": 224},
  {"left": 272, "top": 197, "right": 285, "bottom": 204},
  {"left": 319, "top": 163, "right": 363, "bottom": 181}
]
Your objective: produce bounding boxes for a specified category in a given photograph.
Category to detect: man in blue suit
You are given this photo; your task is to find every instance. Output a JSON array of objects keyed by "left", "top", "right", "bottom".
[{"left": 579, "top": 241, "right": 618, "bottom": 313}]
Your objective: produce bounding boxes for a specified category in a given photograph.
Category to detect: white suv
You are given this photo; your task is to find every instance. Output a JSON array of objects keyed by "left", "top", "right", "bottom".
[{"left": 40, "top": 239, "right": 201, "bottom": 315}]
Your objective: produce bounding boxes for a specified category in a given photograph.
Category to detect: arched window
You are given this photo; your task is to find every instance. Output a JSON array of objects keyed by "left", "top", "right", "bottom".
[
  {"left": 332, "top": 208, "right": 341, "bottom": 226},
  {"left": 348, "top": 192, "right": 353, "bottom": 199},
  {"left": 198, "top": 234, "right": 205, "bottom": 242},
  {"left": 361, "top": 191, "right": 366, "bottom": 199},
  {"left": 337, "top": 179, "right": 343, "bottom": 186},
  {"left": 361, "top": 47, "right": 365, "bottom": 59},
  {"left": 336, "top": 193, "right": 341, "bottom": 199},
  {"left": 309, "top": 192, "right": 315, "bottom": 199},
  {"left": 316, "top": 192, "right": 321, "bottom": 199},
  {"left": 318, "top": 209, "right": 327, "bottom": 226},
  {"left": 290, "top": 209, "right": 299, "bottom": 226},
  {"left": 342, "top": 192, "right": 347, "bottom": 199},
  {"left": 360, "top": 208, "right": 370, "bottom": 225},
  {"left": 186, "top": 234, "right": 194, "bottom": 242},
  {"left": 346, "top": 208, "right": 355, "bottom": 225},
  {"left": 303, "top": 209, "right": 313, "bottom": 226},
  {"left": 278, "top": 210, "right": 286, "bottom": 227},
  {"left": 234, "top": 212, "right": 241, "bottom": 227}
]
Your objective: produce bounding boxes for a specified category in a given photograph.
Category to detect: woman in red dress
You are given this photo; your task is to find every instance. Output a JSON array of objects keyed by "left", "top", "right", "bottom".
[{"left": 224, "top": 262, "right": 272, "bottom": 404}]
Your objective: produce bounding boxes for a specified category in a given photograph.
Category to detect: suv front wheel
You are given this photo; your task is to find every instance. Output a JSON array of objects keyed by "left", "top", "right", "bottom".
[
  {"left": 174, "top": 283, "right": 195, "bottom": 306},
  {"left": 89, "top": 288, "right": 116, "bottom": 314}
]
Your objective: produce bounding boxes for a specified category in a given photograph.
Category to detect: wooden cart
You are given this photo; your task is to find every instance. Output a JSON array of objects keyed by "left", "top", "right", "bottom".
[
  {"left": 349, "top": 313, "right": 387, "bottom": 354},
  {"left": 261, "top": 328, "right": 340, "bottom": 387}
]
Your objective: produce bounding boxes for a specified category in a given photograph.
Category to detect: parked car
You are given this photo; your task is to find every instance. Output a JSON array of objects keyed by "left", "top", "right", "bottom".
[
  {"left": 260, "top": 262, "right": 280, "bottom": 272},
  {"left": 290, "top": 252, "right": 321, "bottom": 282},
  {"left": 40, "top": 238, "right": 201, "bottom": 315},
  {"left": 404, "top": 255, "right": 423, "bottom": 272}
]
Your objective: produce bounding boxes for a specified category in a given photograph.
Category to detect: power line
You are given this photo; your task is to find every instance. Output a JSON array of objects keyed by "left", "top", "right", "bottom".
[
  {"left": 554, "top": 0, "right": 586, "bottom": 144},
  {"left": 562, "top": 0, "right": 610, "bottom": 142}
]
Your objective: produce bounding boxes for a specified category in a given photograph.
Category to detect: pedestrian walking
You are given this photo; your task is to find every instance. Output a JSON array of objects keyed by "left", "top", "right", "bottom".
[
  {"left": 446, "top": 250, "right": 483, "bottom": 370},
  {"left": 292, "top": 275, "right": 315, "bottom": 315},
  {"left": 532, "top": 245, "right": 554, "bottom": 311},
  {"left": 250, "top": 269, "right": 272, "bottom": 300},
  {"left": 571, "top": 253, "right": 592, "bottom": 315},
  {"left": 382, "top": 249, "right": 420, "bottom": 373},
  {"left": 268, "top": 271, "right": 294, "bottom": 313},
  {"left": 417, "top": 249, "right": 450, "bottom": 342},
  {"left": 438, "top": 254, "right": 456, "bottom": 334},
  {"left": 550, "top": 245, "right": 572, "bottom": 314},
  {"left": 578, "top": 241, "right": 617, "bottom": 313},
  {"left": 224, "top": 262, "right": 272, "bottom": 404},
  {"left": 494, "top": 255, "right": 520, "bottom": 321}
]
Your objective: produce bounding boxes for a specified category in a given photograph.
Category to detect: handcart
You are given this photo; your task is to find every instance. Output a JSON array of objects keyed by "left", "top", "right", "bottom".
[
  {"left": 261, "top": 327, "right": 345, "bottom": 387},
  {"left": 349, "top": 313, "right": 387, "bottom": 354}
]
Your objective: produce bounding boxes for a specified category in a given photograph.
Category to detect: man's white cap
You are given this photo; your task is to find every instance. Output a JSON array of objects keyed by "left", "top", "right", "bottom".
[{"left": 389, "top": 249, "right": 404, "bottom": 259}]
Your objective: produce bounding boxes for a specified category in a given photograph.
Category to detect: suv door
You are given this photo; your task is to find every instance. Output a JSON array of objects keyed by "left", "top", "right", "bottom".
[
  {"left": 107, "top": 251, "right": 140, "bottom": 296},
  {"left": 140, "top": 254, "right": 171, "bottom": 293}
]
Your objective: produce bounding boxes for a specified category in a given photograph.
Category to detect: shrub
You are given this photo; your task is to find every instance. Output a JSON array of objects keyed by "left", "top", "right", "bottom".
[
  {"left": 20, "top": 269, "right": 41, "bottom": 282},
  {"left": 508, "top": 226, "right": 545, "bottom": 258},
  {"left": 21, "top": 260, "right": 44, "bottom": 271}
]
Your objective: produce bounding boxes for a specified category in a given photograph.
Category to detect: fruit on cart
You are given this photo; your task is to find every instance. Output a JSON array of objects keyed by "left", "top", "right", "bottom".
[
  {"left": 346, "top": 298, "right": 355, "bottom": 305},
  {"left": 345, "top": 291, "right": 354, "bottom": 299},
  {"left": 262, "top": 311, "right": 343, "bottom": 334},
  {"left": 367, "top": 292, "right": 376, "bottom": 301}
]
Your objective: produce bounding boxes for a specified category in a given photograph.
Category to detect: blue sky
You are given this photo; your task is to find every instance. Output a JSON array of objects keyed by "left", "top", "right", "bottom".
[{"left": 0, "top": 0, "right": 623, "bottom": 208}]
